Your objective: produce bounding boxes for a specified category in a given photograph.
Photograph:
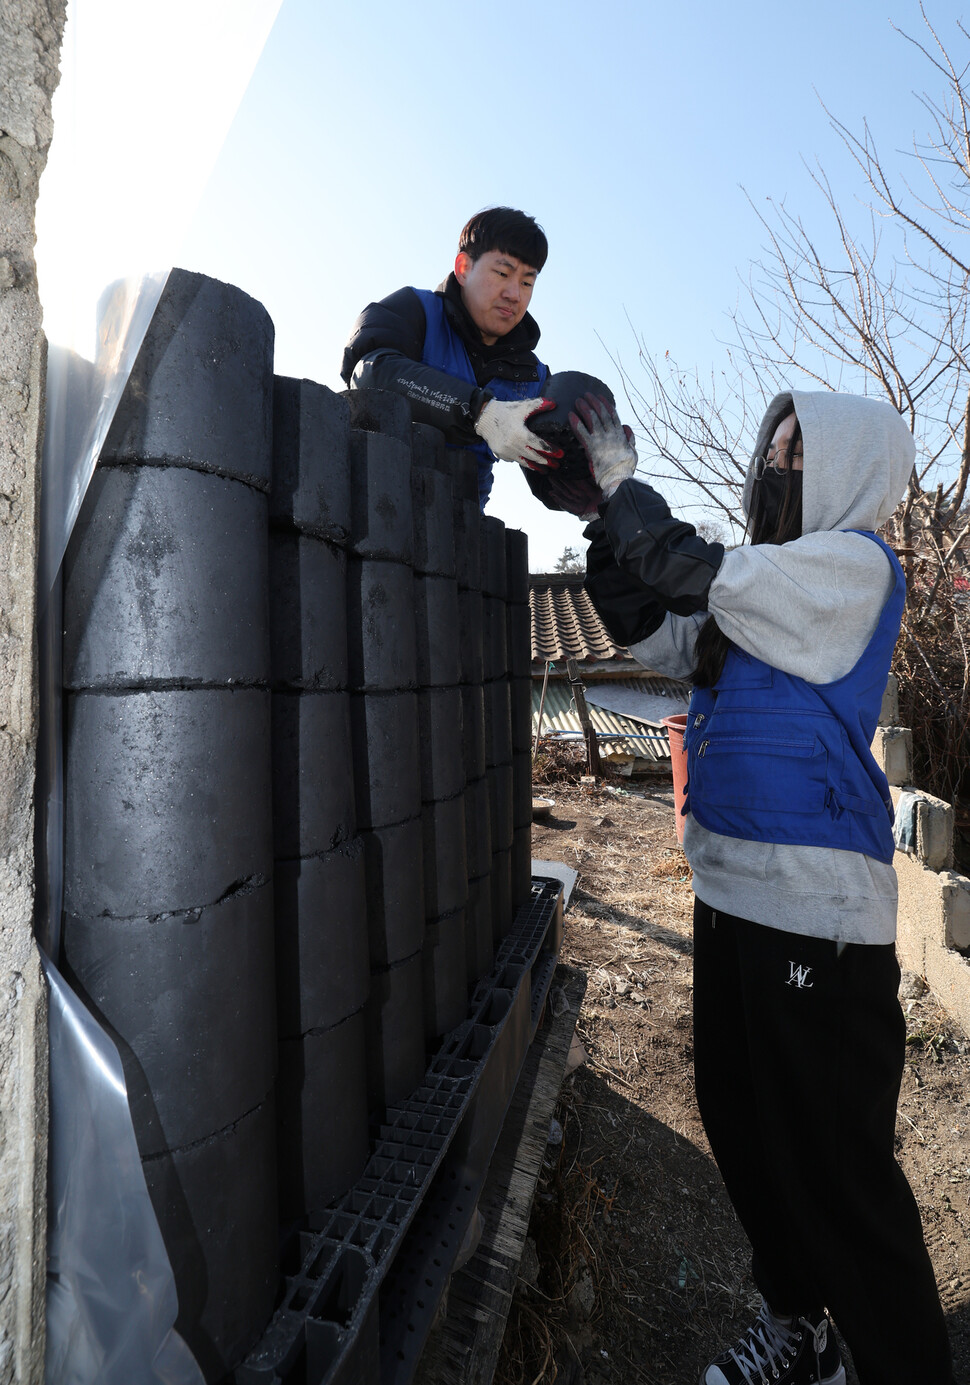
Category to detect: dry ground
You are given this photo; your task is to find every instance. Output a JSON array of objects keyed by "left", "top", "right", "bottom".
[{"left": 495, "top": 775, "right": 970, "bottom": 1385}]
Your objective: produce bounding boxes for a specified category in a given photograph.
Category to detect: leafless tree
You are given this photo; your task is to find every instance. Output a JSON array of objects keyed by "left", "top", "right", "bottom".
[
  {"left": 620, "top": 7, "right": 970, "bottom": 827},
  {"left": 554, "top": 545, "right": 585, "bottom": 574}
]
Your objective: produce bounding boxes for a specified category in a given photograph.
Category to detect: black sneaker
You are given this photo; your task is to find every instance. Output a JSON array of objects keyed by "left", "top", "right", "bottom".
[{"left": 699, "top": 1302, "right": 846, "bottom": 1385}]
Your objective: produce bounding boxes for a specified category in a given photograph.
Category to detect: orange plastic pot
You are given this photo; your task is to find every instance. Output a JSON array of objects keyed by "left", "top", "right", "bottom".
[{"left": 662, "top": 714, "right": 689, "bottom": 845}]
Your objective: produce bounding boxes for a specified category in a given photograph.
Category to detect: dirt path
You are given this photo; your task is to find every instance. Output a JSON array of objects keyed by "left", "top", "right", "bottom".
[{"left": 495, "top": 781, "right": 970, "bottom": 1385}]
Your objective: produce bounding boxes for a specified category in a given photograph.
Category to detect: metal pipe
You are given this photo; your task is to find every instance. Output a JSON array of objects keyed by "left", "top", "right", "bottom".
[{"left": 532, "top": 659, "right": 554, "bottom": 760}]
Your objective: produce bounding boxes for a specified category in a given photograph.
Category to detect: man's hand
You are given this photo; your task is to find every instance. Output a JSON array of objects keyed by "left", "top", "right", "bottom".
[
  {"left": 474, "top": 397, "right": 562, "bottom": 470},
  {"left": 569, "top": 393, "right": 638, "bottom": 497}
]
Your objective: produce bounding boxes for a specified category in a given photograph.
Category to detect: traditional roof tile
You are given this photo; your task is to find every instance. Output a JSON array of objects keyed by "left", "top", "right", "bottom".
[{"left": 529, "top": 573, "right": 632, "bottom": 664}]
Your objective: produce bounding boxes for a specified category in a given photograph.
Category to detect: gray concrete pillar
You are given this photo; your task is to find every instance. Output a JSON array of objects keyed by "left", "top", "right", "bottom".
[{"left": 0, "top": 2, "right": 68, "bottom": 1379}]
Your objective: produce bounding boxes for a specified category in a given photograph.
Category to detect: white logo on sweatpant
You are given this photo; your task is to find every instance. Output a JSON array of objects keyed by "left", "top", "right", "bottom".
[{"left": 787, "top": 962, "right": 814, "bottom": 989}]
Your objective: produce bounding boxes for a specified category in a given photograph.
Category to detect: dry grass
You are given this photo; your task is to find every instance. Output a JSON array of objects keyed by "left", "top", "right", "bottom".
[{"left": 493, "top": 783, "right": 970, "bottom": 1384}]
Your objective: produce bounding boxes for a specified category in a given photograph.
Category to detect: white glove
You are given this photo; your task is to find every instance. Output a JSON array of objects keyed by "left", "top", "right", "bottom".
[
  {"left": 474, "top": 396, "right": 562, "bottom": 470},
  {"left": 569, "top": 393, "right": 638, "bottom": 497}
]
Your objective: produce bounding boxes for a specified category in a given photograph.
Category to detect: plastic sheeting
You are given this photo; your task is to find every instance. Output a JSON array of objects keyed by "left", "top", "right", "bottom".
[
  {"left": 893, "top": 790, "right": 918, "bottom": 855},
  {"left": 45, "top": 959, "right": 206, "bottom": 1385},
  {"left": 34, "top": 2, "right": 283, "bottom": 1380}
]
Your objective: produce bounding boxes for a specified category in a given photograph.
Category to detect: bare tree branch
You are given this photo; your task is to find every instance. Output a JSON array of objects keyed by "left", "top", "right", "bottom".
[{"left": 620, "top": 10, "right": 970, "bottom": 832}]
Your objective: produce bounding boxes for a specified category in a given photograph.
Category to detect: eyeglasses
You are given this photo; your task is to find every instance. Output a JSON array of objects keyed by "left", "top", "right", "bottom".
[{"left": 754, "top": 442, "right": 804, "bottom": 479}]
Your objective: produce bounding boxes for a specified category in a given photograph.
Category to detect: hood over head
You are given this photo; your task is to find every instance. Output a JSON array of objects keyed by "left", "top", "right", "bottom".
[{"left": 742, "top": 390, "right": 915, "bottom": 536}]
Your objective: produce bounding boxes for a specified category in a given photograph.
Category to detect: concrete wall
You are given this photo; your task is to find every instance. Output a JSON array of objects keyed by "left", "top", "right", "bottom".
[
  {"left": 0, "top": 2, "right": 66, "bottom": 1379},
  {"left": 872, "top": 675, "right": 970, "bottom": 1037}
]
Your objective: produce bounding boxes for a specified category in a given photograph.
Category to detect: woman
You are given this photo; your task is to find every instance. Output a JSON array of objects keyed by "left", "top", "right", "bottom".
[{"left": 572, "top": 390, "right": 954, "bottom": 1385}]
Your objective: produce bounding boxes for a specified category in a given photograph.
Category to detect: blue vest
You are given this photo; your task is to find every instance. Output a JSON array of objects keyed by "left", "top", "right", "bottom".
[
  {"left": 683, "top": 531, "right": 905, "bottom": 863},
  {"left": 413, "top": 288, "right": 548, "bottom": 509}
]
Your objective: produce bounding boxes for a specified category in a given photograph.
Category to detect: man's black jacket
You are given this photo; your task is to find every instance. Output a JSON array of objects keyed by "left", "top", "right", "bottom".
[{"left": 340, "top": 274, "right": 545, "bottom": 443}]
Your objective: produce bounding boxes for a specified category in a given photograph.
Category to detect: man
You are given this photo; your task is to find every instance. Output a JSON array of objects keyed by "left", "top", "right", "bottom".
[{"left": 340, "top": 207, "right": 560, "bottom": 509}]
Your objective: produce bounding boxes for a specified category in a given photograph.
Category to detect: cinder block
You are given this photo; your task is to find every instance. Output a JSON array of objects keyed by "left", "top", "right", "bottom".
[
  {"left": 892, "top": 785, "right": 955, "bottom": 873},
  {"left": 895, "top": 852, "right": 970, "bottom": 1040},
  {"left": 872, "top": 725, "right": 912, "bottom": 786},
  {"left": 880, "top": 674, "right": 899, "bottom": 727},
  {"left": 918, "top": 794, "right": 954, "bottom": 871},
  {"left": 940, "top": 871, "right": 970, "bottom": 953}
]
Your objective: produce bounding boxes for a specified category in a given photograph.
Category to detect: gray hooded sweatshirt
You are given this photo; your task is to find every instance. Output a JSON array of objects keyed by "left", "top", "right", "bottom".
[{"left": 628, "top": 390, "right": 915, "bottom": 944}]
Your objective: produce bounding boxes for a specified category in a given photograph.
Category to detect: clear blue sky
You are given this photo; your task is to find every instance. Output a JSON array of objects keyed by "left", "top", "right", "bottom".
[{"left": 177, "top": 0, "right": 953, "bottom": 568}]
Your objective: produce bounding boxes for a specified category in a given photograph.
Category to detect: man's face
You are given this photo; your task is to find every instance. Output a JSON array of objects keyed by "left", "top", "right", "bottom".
[{"left": 454, "top": 249, "right": 537, "bottom": 345}]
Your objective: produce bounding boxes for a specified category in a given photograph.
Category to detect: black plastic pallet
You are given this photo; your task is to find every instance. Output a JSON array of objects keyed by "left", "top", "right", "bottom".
[{"left": 235, "top": 877, "right": 563, "bottom": 1385}]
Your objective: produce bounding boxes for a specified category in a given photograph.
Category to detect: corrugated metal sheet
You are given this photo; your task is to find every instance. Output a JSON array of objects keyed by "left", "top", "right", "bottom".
[{"left": 533, "top": 677, "right": 680, "bottom": 763}]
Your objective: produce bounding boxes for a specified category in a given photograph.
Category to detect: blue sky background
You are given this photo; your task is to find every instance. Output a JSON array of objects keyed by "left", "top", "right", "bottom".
[{"left": 177, "top": 0, "right": 958, "bottom": 567}]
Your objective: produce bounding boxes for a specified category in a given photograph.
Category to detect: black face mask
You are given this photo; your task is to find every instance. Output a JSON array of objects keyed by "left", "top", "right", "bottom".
[{"left": 756, "top": 467, "right": 802, "bottom": 541}]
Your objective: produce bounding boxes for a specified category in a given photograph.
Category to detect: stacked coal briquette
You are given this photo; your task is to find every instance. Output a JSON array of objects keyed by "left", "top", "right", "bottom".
[
  {"left": 482, "top": 516, "right": 517, "bottom": 938},
  {"left": 61, "top": 270, "right": 278, "bottom": 1380},
  {"left": 506, "top": 527, "right": 535, "bottom": 905},
  {"left": 454, "top": 447, "right": 495, "bottom": 979},
  {"left": 269, "top": 378, "right": 371, "bottom": 1225},
  {"left": 59, "top": 269, "right": 537, "bottom": 1372},
  {"left": 343, "top": 391, "right": 427, "bottom": 1114},
  {"left": 410, "top": 420, "right": 469, "bottom": 1042}
]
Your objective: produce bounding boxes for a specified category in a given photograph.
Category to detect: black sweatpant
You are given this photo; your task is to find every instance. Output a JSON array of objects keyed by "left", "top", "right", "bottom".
[{"left": 692, "top": 897, "right": 954, "bottom": 1385}]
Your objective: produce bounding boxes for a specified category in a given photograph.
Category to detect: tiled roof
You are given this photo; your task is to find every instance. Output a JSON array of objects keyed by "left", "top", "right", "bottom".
[{"left": 530, "top": 573, "right": 632, "bottom": 664}]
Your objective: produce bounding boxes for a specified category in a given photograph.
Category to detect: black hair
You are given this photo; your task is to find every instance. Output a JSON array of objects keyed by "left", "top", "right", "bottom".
[
  {"left": 459, "top": 207, "right": 548, "bottom": 272},
  {"left": 692, "top": 406, "right": 803, "bottom": 689}
]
